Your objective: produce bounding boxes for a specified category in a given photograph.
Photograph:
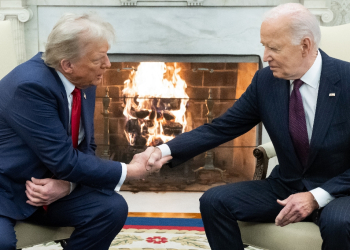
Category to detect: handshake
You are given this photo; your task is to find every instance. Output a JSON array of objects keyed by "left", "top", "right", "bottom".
[{"left": 125, "top": 147, "right": 173, "bottom": 181}]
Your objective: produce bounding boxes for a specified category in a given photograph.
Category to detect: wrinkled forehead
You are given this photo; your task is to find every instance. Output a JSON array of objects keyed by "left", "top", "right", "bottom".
[
  {"left": 261, "top": 16, "right": 291, "bottom": 35},
  {"left": 260, "top": 17, "right": 293, "bottom": 44}
]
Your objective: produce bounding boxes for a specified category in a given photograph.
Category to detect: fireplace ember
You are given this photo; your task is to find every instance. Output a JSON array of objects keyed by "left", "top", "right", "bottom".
[{"left": 122, "top": 62, "right": 189, "bottom": 147}]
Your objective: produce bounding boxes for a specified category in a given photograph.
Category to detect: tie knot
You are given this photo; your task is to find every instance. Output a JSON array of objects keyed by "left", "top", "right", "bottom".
[
  {"left": 72, "top": 87, "right": 80, "bottom": 96},
  {"left": 293, "top": 79, "right": 304, "bottom": 90}
]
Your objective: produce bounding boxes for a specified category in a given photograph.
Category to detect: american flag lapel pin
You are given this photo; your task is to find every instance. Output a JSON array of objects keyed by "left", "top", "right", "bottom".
[
  {"left": 329, "top": 93, "right": 335, "bottom": 97},
  {"left": 83, "top": 93, "right": 87, "bottom": 99}
]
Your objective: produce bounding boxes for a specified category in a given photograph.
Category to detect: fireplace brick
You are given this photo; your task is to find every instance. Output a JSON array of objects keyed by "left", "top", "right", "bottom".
[
  {"left": 178, "top": 70, "right": 203, "bottom": 87},
  {"left": 109, "top": 102, "right": 124, "bottom": 118},
  {"left": 110, "top": 134, "right": 129, "bottom": 146},
  {"left": 103, "top": 70, "right": 130, "bottom": 86},
  {"left": 187, "top": 101, "right": 203, "bottom": 119},
  {"left": 226, "top": 63, "right": 239, "bottom": 70},
  {"left": 109, "top": 118, "right": 119, "bottom": 135},
  {"left": 220, "top": 87, "right": 237, "bottom": 100},
  {"left": 203, "top": 71, "right": 237, "bottom": 87},
  {"left": 109, "top": 62, "right": 123, "bottom": 69},
  {"left": 186, "top": 87, "right": 219, "bottom": 100}
]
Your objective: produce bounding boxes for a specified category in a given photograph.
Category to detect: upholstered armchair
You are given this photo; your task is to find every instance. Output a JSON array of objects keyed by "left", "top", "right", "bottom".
[
  {"left": 238, "top": 23, "right": 350, "bottom": 250},
  {"left": 0, "top": 20, "right": 74, "bottom": 250},
  {"left": 238, "top": 142, "right": 322, "bottom": 250}
]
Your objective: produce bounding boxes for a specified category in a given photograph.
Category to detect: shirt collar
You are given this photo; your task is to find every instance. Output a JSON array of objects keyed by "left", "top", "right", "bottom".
[
  {"left": 290, "top": 50, "right": 322, "bottom": 89},
  {"left": 56, "top": 70, "right": 76, "bottom": 97}
]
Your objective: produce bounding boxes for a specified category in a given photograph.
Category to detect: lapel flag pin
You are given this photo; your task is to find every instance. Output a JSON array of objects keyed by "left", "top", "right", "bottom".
[
  {"left": 83, "top": 93, "right": 86, "bottom": 99},
  {"left": 329, "top": 93, "right": 335, "bottom": 97}
]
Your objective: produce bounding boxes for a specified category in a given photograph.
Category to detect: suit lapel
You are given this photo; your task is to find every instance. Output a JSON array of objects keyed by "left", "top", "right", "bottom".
[
  {"left": 49, "top": 67, "right": 70, "bottom": 132},
  {"left": 307, "top": 50, "right": 341, "bottom": 170},
  {"left": 272, "top": 78, "right": 290, "bottom": 137}
]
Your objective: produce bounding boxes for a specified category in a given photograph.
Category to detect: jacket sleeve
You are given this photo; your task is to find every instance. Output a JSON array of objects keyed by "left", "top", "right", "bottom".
[
  {"left": 167, "top": 70, "right": 262, "bottom": 167},
  {"left": 4, "top": 82, "right": 121, "bottom": 194}
]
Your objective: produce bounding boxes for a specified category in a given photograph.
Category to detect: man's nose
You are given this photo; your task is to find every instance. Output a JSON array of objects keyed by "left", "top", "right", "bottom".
[
  {"left": 102, "top": 56, "right": 111, "bottom": 69},
  {"left": 262, "top": 48, "right": 271, "bottom": 62}
]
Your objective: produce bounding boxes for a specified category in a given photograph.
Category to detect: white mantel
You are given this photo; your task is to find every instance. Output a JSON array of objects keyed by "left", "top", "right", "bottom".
[{"left": 14, "top": 0, "right": 332, "bottom": 63}]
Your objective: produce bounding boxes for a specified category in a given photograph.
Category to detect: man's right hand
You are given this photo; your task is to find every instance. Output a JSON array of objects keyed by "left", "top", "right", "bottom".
[
  {"left": 147, "top": 147, "right": 171, "bottom": 170},
  {"left": 126, "top": 147, "right": 172, "bottom": 180}
]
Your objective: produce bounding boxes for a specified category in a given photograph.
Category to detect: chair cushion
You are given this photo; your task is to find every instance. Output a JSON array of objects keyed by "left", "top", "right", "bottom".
[
  {"left": 15, "top": 222, "right": 74, "bottom": 249},
  {"left": 238, "top": 221, "right": 322, "bottom": 250}
]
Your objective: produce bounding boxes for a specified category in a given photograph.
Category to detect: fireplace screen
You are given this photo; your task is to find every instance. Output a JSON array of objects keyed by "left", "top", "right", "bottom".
[{"left": 94, "top": 55, "right": 261, "bottom": 192}]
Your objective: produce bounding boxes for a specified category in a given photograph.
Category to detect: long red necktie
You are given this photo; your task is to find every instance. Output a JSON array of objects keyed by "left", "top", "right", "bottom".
[
  {"left": 71, "top": 87, "right": 81, "bottom": 149},
  {"left": 43, "top": 88, "right": 81, "bottom": 212}
]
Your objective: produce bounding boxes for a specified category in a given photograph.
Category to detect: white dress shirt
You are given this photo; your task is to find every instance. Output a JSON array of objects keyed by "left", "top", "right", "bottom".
[
  {"left": 158, "top": 50, "right": 334, "bottom": 208},
  {"left": 57, "top": 71, "right": 126, "bottom": 192}
]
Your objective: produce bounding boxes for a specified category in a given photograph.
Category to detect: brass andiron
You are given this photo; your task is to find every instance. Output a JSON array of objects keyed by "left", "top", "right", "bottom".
[
  {"left": 101, "top": 87, "right": 112, "bottom": 160},
  {"left": 193, "top": 88, "right": 226, "bottom": 181}
]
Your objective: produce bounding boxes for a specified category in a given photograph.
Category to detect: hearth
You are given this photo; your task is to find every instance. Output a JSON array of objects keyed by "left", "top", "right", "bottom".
[{"left": 94, "top": 55, "right": 261, "bottom": 191}]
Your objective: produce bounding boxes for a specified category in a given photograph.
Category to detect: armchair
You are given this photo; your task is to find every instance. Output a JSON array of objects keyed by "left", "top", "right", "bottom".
[
  {"left": 0, "top": 20, "right": 74, "bottom": 250},
  {"left": 238, "top": 142, "right": 322, "bottom": 250}
]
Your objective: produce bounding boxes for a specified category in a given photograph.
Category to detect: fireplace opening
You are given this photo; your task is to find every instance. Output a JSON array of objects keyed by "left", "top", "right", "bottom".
[{"left": 94, "top": 55, "right": 262, "bottom": 192}]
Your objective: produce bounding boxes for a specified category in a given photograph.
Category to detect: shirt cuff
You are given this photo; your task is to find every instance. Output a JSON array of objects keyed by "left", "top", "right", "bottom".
[
  {"left": 157, "top": 144, "right": 172, "bottom": 157},
  {"left": 115, "top": 162, "right": 127, "bottom": 192},
  {"left": 69, "top": 182, "right": 77, "bottom": 194},
  {"left": 309, "top": 187, "right": 335, "bottom": 208}
]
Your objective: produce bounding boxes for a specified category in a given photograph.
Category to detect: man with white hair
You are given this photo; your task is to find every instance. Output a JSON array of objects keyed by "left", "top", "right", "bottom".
[
  {"left": 148, "top": 3, "right": 350, "bottom": 249},
  {"left": 0, "top": 13, "right": 169, "bottom": 249}
]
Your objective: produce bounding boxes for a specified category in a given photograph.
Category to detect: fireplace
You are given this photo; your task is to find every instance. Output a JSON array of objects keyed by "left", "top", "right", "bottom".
[{"left": 93, "top": 54, "right": 261, "bottom": 192}]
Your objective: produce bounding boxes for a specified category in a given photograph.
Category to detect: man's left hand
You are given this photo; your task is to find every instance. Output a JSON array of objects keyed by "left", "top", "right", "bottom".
[
  {"left": 275, "top": 192, "right": 319, "bottom": 227},
  {"left": 25, "top": 177, "right": 70, "bottom": 207}
]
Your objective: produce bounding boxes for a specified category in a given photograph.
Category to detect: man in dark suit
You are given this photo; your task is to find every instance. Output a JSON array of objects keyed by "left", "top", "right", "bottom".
[
  {"left": 148, "top": 3, "right": 350, "bottom": 250},
  {"left": 0, "top": 13, "right": 169, "bottom": 249}
]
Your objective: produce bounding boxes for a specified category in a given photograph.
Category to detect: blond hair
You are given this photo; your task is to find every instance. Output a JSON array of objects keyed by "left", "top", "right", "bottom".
[{"left": 42, "top": 13, "right": 115, "bottom": 69}]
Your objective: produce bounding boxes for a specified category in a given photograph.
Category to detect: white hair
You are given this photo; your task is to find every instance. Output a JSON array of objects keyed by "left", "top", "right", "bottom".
[
  {"left": 42, "top": 13, "right": 116, "bottom": 70},
  {"left": 263, "top": 3, "right": 321, "bottom": 48}
]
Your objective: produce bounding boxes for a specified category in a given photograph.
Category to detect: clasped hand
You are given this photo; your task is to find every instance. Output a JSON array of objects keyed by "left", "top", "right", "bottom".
[
  {"left": 126, "top": 146, "right": 172, "bottom": 180},
  {"left": 25, "top": 177, "right": 70, "bottom": 207}
]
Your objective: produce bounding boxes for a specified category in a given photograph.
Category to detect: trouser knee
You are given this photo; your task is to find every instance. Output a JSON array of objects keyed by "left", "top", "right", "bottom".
[
  {"left": 102, "top": 193, "right": 129, "bottom": 231},
  {"left": 200, "top": 186, "right": 230, "bottom": 218}
]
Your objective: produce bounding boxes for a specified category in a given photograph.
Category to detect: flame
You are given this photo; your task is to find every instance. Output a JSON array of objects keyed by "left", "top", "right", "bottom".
[{"left": 122, "top": 62, "right": 188, "bottom": 146}]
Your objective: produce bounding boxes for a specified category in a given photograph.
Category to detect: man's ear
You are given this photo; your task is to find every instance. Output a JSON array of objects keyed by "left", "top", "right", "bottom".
[
  {"left": 60, "top": 59, "right": 74, "bottom": 74},
  {"left": 301, "top": 37, "right": 312, "bottom": 57}
]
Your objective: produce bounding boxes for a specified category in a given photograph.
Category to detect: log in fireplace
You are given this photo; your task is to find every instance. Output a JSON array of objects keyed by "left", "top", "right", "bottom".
[{"left": 94, "top": 55, "right": 261, "bottom": 192}]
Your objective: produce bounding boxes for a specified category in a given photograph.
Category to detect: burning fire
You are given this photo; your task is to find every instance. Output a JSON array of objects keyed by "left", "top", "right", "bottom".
[{"left": 122, "top": 62, "right": 189, "bottom": 147}]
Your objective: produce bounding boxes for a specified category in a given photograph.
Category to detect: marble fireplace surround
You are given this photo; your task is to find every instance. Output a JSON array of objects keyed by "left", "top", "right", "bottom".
[{"left": 0, "top": 0, "right": 336, "bottom": 212}]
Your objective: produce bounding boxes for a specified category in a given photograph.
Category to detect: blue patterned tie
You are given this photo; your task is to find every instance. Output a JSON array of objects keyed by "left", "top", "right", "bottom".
[{"left": 289, "top": 79, "right": 309, "bottom": 168}]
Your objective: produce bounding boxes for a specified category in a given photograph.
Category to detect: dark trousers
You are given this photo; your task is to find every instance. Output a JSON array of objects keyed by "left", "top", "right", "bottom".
[
  {"left": 0, "top": 185, "right": 128, "bottom": 250},
  {"left": 200, "top": 179, "right": 350, "bottom": 250}
]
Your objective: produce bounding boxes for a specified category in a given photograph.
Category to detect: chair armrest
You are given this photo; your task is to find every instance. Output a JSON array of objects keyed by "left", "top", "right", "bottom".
[{"left": 253, "top": 142, "right": 276, "bottom": 180}]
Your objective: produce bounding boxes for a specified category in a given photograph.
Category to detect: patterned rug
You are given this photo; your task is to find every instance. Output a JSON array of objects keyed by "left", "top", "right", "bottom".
[{"left": 24, "top": 216, "right": 263, "bottom": 250}]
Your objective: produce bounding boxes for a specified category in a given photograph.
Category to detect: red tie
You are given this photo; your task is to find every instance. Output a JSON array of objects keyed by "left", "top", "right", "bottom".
[
  {"left": 43, "top": 88, "right": 81, "bottom": 212},
  {"left": 71, "top": 87, "right": 81, "bottom": 149}
]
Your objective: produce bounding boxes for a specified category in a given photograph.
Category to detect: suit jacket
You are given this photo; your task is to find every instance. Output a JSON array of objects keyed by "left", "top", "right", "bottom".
[
  {"left": 167, "top": 50, "right": 350, "bottom": 197},
  {"left": 0, "top": 53, "right": 122, "bottom": 220}
]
